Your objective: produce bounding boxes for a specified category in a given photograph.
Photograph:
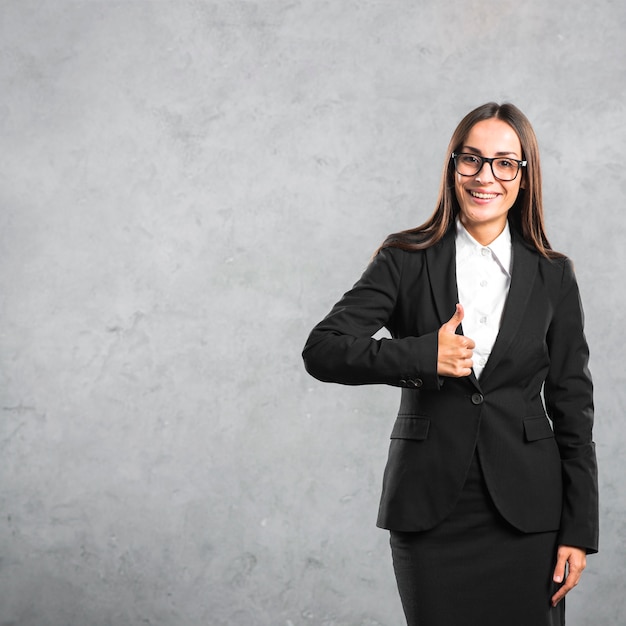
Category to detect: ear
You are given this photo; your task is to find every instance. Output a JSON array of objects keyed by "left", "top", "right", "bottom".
[{"left": 520, "top": 173, "right": 527, "bottom": 189}]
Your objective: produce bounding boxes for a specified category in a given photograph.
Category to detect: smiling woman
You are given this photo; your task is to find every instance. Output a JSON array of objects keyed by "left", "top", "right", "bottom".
[
  {"left": 302, "top": 102, "right": 598, "bottom": 626},
  {"left": 375, "top": 102, "right": 553, "bottom": 261},
  {"left": 453, "top": 118, "right": 526, "bottom": 245}
]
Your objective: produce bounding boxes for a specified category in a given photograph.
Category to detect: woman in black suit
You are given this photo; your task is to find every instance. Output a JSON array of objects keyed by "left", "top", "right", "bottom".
[{"left": 302, "top": 102, "right": 598, "bottom": 626}]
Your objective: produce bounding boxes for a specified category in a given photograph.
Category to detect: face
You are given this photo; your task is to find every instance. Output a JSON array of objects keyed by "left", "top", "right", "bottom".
[{"left": 454, "top": 118, "right": 524, "bottom": 241}]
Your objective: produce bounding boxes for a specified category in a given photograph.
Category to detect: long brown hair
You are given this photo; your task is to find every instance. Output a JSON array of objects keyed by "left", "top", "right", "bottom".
[{"left": 379, "top": 102, "right": 561, "bottom": 258}]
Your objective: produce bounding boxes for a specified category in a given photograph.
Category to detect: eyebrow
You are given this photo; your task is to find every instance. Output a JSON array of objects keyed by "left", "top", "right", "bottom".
[{"left": 462, "top": 145, "right": 521, "bottom": 158}]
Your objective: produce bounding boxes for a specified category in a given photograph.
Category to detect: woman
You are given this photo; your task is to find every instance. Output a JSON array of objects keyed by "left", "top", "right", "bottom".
[{"left": 302, "top": 102, "right": 598, "bottom": 625}]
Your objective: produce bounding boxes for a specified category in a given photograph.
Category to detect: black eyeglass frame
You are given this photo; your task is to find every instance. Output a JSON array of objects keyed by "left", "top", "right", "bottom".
[{"left": 451, "top": 152, "right": 527, "bottom": 182}]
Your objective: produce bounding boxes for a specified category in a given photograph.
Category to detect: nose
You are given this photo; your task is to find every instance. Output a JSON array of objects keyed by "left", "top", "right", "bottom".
[{"left": 475, "top": 160, "right": 495, "bottom": 183}]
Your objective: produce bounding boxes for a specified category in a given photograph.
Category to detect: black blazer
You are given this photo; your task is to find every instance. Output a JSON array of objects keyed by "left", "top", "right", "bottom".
[{"left": 303, "top": 223, "right": 598, "bottom": 553}]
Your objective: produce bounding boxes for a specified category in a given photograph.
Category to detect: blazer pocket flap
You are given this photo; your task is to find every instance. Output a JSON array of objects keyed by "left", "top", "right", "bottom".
[
  {"left": 524, "top": 416, "right": 554, "bottom": 442},
  {"left": 391, "top": 417, "right": 430, "bottom": 440}
]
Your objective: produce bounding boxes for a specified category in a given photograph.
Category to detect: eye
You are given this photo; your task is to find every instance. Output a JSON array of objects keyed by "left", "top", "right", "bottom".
[
  {"left": 460, "top": 154, "right": 480, "bottom": 165},
  {"left": 496, "top": 159, "right": 516, "bottom": 169}
]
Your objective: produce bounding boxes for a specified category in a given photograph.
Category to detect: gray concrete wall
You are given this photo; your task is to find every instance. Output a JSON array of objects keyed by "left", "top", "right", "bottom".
[{"left": 0, "top": 1, "right": 623, "bottom": 624}]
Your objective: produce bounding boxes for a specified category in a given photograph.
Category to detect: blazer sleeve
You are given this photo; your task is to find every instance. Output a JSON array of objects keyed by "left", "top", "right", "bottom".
[
  {"left": 302, "top": 247, "right": 441, "bottom": 390},
  {"left": 544, "top": 258, "right": 599, "bottom": 553}
]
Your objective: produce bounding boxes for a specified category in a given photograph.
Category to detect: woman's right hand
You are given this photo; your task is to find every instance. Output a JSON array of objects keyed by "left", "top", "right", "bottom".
[{"left": 437, "top": 304, "right": 475, "bottom": 377}]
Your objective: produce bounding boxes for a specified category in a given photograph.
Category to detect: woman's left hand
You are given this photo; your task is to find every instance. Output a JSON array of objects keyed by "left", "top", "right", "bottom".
[{"left": 551, "top": 544, "right": 587, "bottom": 607}]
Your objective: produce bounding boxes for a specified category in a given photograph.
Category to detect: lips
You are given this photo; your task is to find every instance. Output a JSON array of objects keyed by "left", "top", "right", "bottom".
[{"left": 470, "top": 190, "right": 499, "bottom": 200}]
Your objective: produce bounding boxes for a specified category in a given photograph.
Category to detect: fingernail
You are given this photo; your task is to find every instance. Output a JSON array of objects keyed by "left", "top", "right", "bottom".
[{"left": 554, "top": 576, "right": 562, "bottom": 582}]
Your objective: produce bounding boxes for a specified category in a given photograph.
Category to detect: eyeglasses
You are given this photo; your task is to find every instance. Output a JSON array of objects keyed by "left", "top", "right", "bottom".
[{"left": 451, "top": 152, "right": 527, "bottom": 181}]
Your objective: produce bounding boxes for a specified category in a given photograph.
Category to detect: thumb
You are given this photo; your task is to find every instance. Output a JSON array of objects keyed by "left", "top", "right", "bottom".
[{"left": 442, "top": 303, "right": 464, "bottom": 333}]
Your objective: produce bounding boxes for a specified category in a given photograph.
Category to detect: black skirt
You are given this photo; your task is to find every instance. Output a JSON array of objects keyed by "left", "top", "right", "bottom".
[{"left": 390, "top": 452, "right": 565, "bottom": 626}]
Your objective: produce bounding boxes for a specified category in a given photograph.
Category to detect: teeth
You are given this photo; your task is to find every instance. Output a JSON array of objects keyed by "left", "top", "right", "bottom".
[{"left": 470, "top": 191, "right": 498, "bottom": 199}]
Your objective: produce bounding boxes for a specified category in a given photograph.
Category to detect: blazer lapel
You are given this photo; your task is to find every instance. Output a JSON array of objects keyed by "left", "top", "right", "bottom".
[
  {"left": 479, "top": 229, "right": 538, "bottom": 384},
  {"left": 425, "top": 226, "right": 458, "bottom": 325},
  {"left": 425, "top": 226, "right": 482, "bottom": 392}
]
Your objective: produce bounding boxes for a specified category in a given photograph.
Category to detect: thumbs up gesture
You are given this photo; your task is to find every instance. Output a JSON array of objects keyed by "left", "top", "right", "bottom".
[{"left": 437, "top": 304, "right": 475, "bottom": 377}]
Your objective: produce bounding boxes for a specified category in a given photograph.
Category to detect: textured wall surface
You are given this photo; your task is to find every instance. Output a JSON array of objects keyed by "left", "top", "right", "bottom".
[{"left": 1, "top": 1, "right": 624, "bottom": 625}]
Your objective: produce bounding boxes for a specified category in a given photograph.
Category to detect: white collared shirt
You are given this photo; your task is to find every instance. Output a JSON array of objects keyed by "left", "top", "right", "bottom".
[{"left": 455, "top": 219, "right": 512, "bottom": 379}]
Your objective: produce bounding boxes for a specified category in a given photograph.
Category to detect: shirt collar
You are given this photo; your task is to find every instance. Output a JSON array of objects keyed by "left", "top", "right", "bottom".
[{"left": 455, "top": 218, "right": 512, "bottom": 276}]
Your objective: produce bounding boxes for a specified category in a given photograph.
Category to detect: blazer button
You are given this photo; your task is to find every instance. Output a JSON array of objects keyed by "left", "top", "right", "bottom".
[
  {"left": 471, "top": 393, "right": 484, "bottom": 405},
  {"left": 408, "top": 378, "right": 423, "bottom": 388}
]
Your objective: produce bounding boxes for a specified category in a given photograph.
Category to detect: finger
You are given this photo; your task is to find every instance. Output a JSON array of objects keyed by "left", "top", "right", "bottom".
[
  {"left": 452, "top": 359, "right": 473, "bottom": 377},
  {"left": 463, "top": 337, "right": 476, "bottom": 350},
  {"left": 552, "top": 551, "right": 567, "bottom": 585},
  {"left": 551, "top": 587, "right": 566, "bottom": 607},
  {"left": 457, "top": 345, "right": 474, "bottom": 359},
  {"left": 441, "top": 303, "right": 464, "bottom": 334},
  {"left": 552, "top": 568, "right": 582, "bottom": 607}
]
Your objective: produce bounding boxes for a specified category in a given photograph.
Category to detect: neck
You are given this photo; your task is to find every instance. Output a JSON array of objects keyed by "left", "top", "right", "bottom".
[{"left": 460, "top": 217, "right": 507, "bottom": 246}]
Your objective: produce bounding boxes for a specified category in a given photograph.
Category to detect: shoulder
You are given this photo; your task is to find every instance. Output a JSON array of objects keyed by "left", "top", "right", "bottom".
[
  {"left": 535, "top": 251, "right": 575, "bottom": 278},
  {"left": 363, "top": 242, "right": 433, "bottom": 289},
  {"left": 373, "top": 240, "right": 433, "bottom": 269},
  {"left": 377, "top": 222, "right": 455, "bottom": 256},
  {"left": 532, "top": 253, "right": 584, "bottom": 313},
  {"left": 512, "top": 226, "right": 573, "bottom": 276},
  {"left": 369, "top": 244, "right": 418, "bottom": 274},
  {"left": 381, "top": 230, "right": 432, "bottom": 249}
]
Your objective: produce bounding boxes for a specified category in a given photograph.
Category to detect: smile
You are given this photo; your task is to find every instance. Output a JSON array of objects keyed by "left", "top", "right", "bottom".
[{"left": 470, "top": 191, "right": 499, "bottom": 200}]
